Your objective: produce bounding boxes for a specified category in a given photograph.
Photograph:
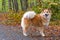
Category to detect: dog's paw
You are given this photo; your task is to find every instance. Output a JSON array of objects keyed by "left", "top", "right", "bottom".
[
  {"left": 23, "top": 33, "right": 28, "bottom": 36},
  {"left": 42, "top": 34, "right": 45, "bottom": 36}
]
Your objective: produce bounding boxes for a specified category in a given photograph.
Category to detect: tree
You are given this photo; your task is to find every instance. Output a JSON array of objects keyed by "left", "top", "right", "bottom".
[
  {"left": 12, "top": 0, "right": 19, "bottom": 12},
  {"left": 2, "top": 0, "right": 6, "bottom": 11},
  {"left": 8, "top": 0, "right": 12, "bottom": 10},
  {"left": 20, "top": 0, "right": 28, "bottom": 11}
]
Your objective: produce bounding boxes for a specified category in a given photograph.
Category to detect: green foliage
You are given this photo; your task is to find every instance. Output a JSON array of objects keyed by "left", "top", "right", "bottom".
[
  {"left": 32, "top": 6, "right": 42, "bottom": 13},
  {"left": 50, "top": 3, "right": 60, "bottom": 20},
  {"left": 0, "top": 0, "right": 60, "bottom": 25},
  {"left": 32, "top": 2, "right": 60, "bottom": 21}
]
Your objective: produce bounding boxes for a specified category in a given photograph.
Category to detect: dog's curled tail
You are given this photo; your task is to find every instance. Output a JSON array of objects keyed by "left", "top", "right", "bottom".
[{"left": 23, "top": 11, "right": 36, "bottom": 19}]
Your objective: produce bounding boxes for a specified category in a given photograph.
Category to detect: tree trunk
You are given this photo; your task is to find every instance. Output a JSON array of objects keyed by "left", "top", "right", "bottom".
[
  {"left": 20, "top": 0, "right": 23, "bottom": 10},
  {"left": 8, "top": 0, "right": 12, "bottom": 9},
  {"left": 30, "top": 0, "right": 35, "bottom": 8},
  {"left": 14, "top": 0, "right": 19, "bottom": 12},
  {"left": 12, "top": 0, "right": 19, "bottom": 12},
  {"left": 20, "top": 0, "right": 28, "bottom": 11},
  {"left": 2, "top": 0, "right": 6, "bottom": 11},
  {"left": 12, "top": 0, "right": 14, "bottom": 10}
]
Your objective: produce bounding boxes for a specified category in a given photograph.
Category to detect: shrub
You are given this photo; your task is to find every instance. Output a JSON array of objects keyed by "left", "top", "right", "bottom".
[
  {"left": 5, "top": 11, "right": 24, "bottom": 26},
  {"left": 32, "top": 2, "right": 60, "bottom": 21}
]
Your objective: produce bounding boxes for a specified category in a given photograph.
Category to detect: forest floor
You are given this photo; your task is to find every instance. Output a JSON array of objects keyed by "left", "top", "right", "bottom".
[
  {"left": 0, "top": 24, "right": 60, "bottom": 40},
  {"left": 0, "top": 13, "right": 60, "bottom": 40}
]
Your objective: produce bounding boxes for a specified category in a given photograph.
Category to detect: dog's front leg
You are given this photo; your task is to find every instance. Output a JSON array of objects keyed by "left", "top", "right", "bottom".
[{"left": 39, "top": 28, "right": 45, "bottom": 36}]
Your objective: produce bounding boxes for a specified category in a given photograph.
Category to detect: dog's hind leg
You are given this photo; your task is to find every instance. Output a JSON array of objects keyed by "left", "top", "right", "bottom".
[{"left": 22, "top": 27, "right": 28, "bottom": 36}]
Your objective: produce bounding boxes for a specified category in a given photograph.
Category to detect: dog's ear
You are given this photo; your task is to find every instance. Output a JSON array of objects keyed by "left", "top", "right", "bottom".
[
  {"left": 41, "top": 9, "right": 45, "bottom": 13},
  {"left": 41, "top": 8, "right": 52, "bottom": 14},
  {"left": 49, "top": 9, "right": 52, "bottom": 14},
  {"left": 48, "top": 8, "right": 52, "bottom": 13},
  {"left": 41, "top": 8, "right": 48, "bottom": 12}
]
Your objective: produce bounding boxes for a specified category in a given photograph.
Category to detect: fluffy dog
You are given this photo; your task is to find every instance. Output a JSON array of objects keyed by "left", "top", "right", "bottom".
[{"left": 21, "top": 9, "right": 51, "bottom": 36}]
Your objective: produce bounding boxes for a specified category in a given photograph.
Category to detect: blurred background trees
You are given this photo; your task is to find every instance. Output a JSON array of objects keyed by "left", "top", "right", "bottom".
[
  {"left": 0, "top": 0, "right": 60, "bottom": 12},
  {"left": 0, "top": 0, "right": 60, "bottom": 21},
  {"left": 0, "top": 0, "right": 60, "bottom": 25}
]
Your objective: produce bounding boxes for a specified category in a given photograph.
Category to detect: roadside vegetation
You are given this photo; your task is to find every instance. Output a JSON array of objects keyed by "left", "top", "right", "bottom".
[{"left": 0, "top": 0, "right": 60, "bottom": 26}]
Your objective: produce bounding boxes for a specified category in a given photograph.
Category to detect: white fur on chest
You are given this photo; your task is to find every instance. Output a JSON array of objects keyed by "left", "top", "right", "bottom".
[{"left": 43, "top": 21, "right": 49, "bottom": 26}]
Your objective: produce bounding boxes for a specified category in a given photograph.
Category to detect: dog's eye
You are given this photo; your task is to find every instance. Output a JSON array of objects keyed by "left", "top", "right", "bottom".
[
  {"left": 46, "top": 12, "right": 49, "bottom": 13},
  {"left": 44, "top": 12, "right": 45, "bottom": 13}
]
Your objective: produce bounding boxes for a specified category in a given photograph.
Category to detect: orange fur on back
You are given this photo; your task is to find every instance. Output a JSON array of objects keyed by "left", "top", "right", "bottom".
[{"left": 24, "top": 14, "right": 44, "bottom": 29}]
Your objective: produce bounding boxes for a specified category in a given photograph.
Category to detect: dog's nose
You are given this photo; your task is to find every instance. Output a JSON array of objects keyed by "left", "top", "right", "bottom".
[{"left": 45, "top": 14, "right": 48, "bottom": 16}]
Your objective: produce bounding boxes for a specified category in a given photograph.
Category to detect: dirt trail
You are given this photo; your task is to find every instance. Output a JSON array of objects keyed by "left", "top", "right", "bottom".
[
  {"left": 0, "top": 13, "right": 60, "bottom": 40},
  {"left": 0, "top": 24, "right": 60, "bottom": 40}
]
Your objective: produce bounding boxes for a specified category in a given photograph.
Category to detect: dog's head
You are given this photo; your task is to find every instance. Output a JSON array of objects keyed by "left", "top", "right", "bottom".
[{"left": 40, "top": 9, "right": 52, "bottom": 20}]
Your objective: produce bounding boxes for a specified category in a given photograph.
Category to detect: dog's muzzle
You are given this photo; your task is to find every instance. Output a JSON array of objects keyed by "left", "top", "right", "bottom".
[{"left": 45, "top": 14, "right": 49, "bottom": 17}]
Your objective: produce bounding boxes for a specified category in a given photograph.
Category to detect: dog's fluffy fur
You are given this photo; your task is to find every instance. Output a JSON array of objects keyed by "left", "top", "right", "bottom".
[{"left": 21, "top": 9, "right": 51, "bottom": 36}]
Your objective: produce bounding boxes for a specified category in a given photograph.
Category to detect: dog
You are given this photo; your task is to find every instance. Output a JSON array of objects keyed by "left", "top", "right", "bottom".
[{"left": 21, "top": 9, "right": 51, "bottom": 36}]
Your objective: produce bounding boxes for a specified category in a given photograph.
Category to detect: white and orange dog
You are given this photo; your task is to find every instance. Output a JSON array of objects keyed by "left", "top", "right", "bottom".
[{"left": 21, "top": 9, "right": 52, "bottom": 36}]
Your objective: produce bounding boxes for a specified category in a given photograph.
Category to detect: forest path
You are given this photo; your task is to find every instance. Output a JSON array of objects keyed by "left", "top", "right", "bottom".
[
  {"left": 0, "top": 24, "right": 60, "bottom": 40},
  {"left": 0, "top": 13, "right": 60, "bottom": 40}
]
